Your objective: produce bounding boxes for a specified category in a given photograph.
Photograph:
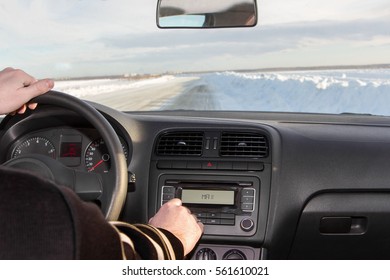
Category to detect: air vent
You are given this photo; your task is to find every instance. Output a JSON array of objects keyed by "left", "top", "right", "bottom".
[
  {"left": 156, "top": 131, "right": 204, "bottom": 156},
  {"left": 220, "top": 132, "right": 268, "bottom": 158}
]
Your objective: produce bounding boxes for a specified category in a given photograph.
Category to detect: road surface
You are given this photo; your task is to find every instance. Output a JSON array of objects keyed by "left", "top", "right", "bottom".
[
  {"left": 77, "top": 76, "right": 210, "bottom": 111},
  {"left": 161, "top": 82, "right": 220, "bottom": 110}
]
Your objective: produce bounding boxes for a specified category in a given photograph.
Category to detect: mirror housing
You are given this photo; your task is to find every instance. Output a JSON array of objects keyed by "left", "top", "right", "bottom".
[{"left": 157, "top": 0, "right": 257, "bottom": 28}]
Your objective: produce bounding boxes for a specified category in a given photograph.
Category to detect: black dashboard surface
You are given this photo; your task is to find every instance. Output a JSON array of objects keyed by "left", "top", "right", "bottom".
[{"left": 2, "top": 103, "right": 390, "bottom": 259}]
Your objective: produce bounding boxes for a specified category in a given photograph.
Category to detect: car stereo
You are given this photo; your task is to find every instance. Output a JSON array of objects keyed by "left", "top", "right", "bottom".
[{"left": 160, "top": 180, "right": 259, "bottom": 236}]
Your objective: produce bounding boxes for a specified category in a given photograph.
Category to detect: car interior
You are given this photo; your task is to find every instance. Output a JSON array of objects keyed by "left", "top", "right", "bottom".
[
  {"left": 1, "top": 0, "right": 390, "bottom": 260},
  {"left": 3, "top": 91, "right": 390, "bottom": 260}
]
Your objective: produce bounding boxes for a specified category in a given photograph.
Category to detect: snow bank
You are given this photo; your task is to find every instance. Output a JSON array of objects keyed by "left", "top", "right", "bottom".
[{"left": 194, "top": 69, "right": 390, "bottom": 115}]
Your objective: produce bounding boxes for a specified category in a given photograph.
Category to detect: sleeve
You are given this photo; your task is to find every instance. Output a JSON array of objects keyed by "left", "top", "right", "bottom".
[
  {"left": 60, "top": 185, "right": 185, "bottom": 260},
  {"left": 59, "top": 181, "right": 185, "bottom": 260},
  {"left": 110, "top": 221, "right": 185, "bottom": 260}
]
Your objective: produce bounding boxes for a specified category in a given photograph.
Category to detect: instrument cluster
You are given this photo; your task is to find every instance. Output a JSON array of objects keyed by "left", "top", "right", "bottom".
[{"left": 9, "top": 127, "right": 129, "bottom": 174}]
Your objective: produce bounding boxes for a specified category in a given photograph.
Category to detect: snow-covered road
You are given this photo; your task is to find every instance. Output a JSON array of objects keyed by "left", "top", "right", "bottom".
[{"left": 54, "top": 76, "right": 198, "bottom": 111}]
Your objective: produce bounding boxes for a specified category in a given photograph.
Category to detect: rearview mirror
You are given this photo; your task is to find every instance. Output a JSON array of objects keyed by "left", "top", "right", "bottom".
[{"left": 157, "top": 0, "right": 257, "bottom": 28}]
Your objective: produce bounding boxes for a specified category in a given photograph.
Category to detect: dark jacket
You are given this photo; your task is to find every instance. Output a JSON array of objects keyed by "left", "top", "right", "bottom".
[{"left": 0, "top": 166, "right": 184, "bottom": 259}]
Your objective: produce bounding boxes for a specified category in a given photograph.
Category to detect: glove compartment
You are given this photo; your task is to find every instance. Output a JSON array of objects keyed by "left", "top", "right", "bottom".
[{"left": 289, "top": 192, "right": 390, "bottom": 259}]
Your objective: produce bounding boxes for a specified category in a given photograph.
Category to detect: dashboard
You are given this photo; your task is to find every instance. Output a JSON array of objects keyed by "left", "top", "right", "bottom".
[{"left": 2, "top": 102, "right": 390, "bottom": 260}]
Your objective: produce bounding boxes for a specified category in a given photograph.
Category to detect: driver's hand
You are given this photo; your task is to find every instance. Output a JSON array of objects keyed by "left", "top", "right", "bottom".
[
  {"left": 0, "top": 67, "right": 54, "bottom": 115},
  {"left": 149, "top": 198, "right": 204, "bottom": 256}
]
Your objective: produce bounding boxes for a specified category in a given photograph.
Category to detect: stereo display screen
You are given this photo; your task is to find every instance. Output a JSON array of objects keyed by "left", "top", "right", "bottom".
[{"left": 181, "top": 189, "right": 235, "bottom": 205}]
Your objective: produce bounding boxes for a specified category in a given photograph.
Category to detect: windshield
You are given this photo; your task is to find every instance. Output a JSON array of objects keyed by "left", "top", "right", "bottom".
[{"left": 1, "top": 1, "right": 390, "bottom": 115}]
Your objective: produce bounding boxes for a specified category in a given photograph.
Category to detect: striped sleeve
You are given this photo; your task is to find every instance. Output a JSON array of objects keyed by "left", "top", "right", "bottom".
[{"left": 110, "top": 221, "right": 184, "bottom": 260}]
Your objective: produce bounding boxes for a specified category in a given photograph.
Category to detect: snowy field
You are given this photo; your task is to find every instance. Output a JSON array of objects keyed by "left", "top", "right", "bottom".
[{"left": 54, "top": 69, "right": 390, "bottom": 115}]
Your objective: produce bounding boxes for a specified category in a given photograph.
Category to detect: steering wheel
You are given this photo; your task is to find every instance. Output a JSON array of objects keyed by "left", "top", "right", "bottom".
[{"left": 2, "top": 91, "right": 128, "bottom": 221}]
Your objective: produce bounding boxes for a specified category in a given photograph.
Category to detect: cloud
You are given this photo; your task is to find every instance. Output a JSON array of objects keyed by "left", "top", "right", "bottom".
[
  {"left": 1, "top": 1, "right": 390, "bottom": 77},
  {"left": 94, "top": 17, "right": 390, "bottom": 66},
  {"left": 260, "top": 0, "right": 390, "bottom": 25}
]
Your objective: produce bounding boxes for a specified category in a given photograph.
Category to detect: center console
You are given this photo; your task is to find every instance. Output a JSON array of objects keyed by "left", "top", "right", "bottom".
[{"left": 149, "top": 128, "right": 272, "bottom": 260}]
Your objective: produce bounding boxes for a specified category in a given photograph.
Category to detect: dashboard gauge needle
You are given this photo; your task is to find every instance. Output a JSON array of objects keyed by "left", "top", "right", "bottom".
[{"left": 89, "top": 159, "right": 104, "bottom": 172}]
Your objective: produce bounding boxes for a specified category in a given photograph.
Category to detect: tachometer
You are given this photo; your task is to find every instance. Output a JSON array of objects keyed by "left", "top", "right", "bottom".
[
  {"left": 12, "top": 137, "right": 56, "bottom": 159},
  {"left": 85, "top": 137, "right": 128, "bottom": 173}
]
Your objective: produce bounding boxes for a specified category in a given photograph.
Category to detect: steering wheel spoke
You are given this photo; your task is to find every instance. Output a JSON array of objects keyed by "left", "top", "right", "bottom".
[{"left": 73, "top": 170, "right": 103, "bottom": 201}]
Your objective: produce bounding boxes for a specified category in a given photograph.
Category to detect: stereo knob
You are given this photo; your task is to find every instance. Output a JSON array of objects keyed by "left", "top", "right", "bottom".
[
  {"left": 223, "top": 249, "right": 247, "bottom": 260},
  {"left": 240, "top": 218, "right": 255, "bottom": 232},
  {"left": 196, "top": 248, "right": 217, "bottom": 260}
]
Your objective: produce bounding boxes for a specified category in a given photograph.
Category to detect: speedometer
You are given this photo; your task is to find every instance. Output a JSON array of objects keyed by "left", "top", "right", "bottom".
[
  {"left": 85, "top": 137, "right": 128, "bottom": 173},
  {"left": 12, "top": 137, "right": 56, "bottom": 159}
]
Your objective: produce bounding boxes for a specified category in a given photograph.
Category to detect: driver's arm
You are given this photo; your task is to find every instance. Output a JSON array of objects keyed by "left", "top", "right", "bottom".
[
  {"left": 112, "top": 199, "right": 204, "bottom": 259},
  {"left": 59, "top": 181, "right": 203, "bottom": 259}
]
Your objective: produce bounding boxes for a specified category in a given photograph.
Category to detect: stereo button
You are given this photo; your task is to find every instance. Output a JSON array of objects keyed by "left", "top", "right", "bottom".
[
  {"left": 242, "top": 189, "right": 255, "bottom": 196},
  {"left": 194, "top": 213, "right": 208, "bottom": 218},
  {"left": 163, "top": 194, "right": 175, "bottom": 200},
  {"left": 241, "top": 203, "right": 254, "bottom": 211},
  {"left": 241, "top": 196, "right": 254, "bottom": 203},
  {"left": 220, "top": 213, "right": 235, "bottom": 220},
  {"left": 207, "top": 213, "right": 221, "bottom": 218},
  {"left": 240, "top": 218, "right": 255, "bottom": 232},
  {"left": 162, "top": 186, "right": 175, "bottom": 193},
  {"left": 220, "top": 219, "right": 235, "bottom": 225},
  {"left": 206, "top": 219, "right": 221, "bottom": 225}
]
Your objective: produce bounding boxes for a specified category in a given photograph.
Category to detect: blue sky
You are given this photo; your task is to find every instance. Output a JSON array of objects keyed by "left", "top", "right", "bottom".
[{"left": 0, "top": 0, "right": 389, "bottom": 78}]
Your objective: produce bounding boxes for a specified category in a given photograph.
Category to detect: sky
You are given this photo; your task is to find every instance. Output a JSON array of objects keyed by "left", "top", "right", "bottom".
[{"left": 0, "top": 0, "right": 389, "bottom": 78}]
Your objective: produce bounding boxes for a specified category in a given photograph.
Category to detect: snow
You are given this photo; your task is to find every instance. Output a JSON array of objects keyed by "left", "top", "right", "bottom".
[
  {"left": 53, "top": 69, "right": 390, "bottom": 116},
  {"left": 182, "top": 69, "right": 390, "bottom": 115}
]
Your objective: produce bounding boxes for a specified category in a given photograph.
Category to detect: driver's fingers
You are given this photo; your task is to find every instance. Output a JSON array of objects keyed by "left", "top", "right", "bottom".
[
  {"left": 16, "top": 104, "right": 27, "bottom": 114},
  {"left": 27, "top": 103, "right": 38, "bottom": 110},
  {"left": 169, "top": 198, "right": 182, "bottom": 207},
  {"left": 8, "top": 103, "right": 38, "bottom": 116},
  {"left": 18, "top": 79, "right": 54, "bottom": 101}
]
